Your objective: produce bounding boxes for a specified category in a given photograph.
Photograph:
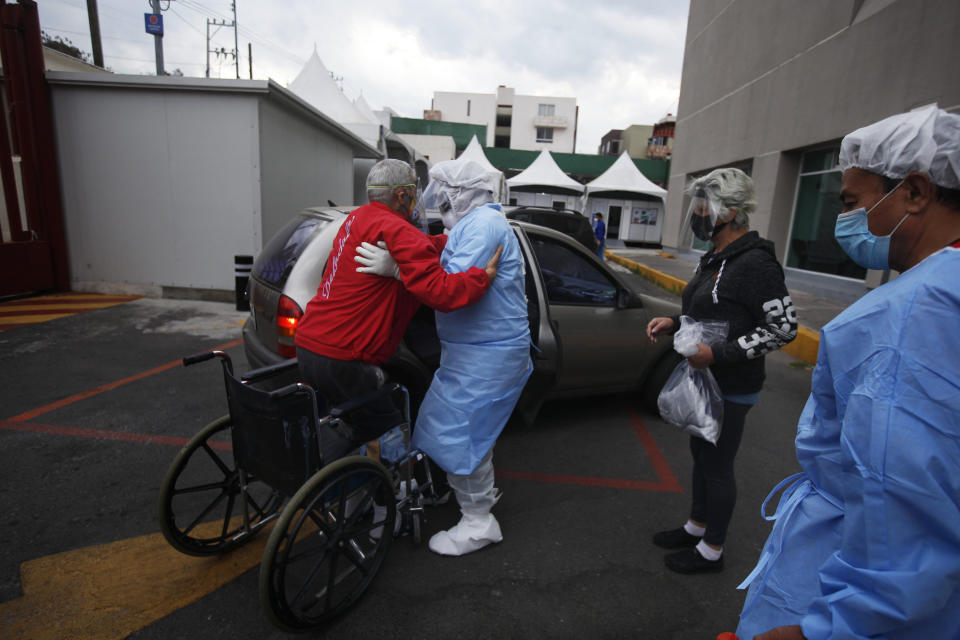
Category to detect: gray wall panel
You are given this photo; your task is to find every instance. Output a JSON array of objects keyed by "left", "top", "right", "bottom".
[
  {"left": 258, "top": 97, "right": 354, "bottom": 243},
  {"left": 51, "top": 86, "right": 260, "bottom": 291}
]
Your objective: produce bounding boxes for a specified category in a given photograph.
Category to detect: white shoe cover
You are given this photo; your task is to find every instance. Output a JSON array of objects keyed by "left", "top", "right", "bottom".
[{"left": 428, "top": 512, "right": 503, "bottom": 556}]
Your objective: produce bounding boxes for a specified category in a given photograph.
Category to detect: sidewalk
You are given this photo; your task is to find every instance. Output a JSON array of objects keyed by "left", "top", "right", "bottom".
[{"left": 607, "top": 245, "right": 871, "bottom": 365}]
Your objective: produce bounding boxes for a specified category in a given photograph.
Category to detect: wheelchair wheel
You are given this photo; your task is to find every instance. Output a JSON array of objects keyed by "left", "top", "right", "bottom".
[
  {"left": 158, "top": 415, "right": 283, "bottom": 556},
  {"left": 259, "top": 455, "right": 395, "bottom": 632}
]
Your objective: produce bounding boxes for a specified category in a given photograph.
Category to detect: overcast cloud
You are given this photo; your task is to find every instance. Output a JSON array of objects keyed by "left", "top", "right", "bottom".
[{"left": 39, "top": 0, "right": 689, "bottom": 153}]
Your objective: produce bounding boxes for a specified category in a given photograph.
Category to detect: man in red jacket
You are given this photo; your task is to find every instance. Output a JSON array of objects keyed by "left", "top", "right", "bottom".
[{"left": 295, "top": 159, "right": 501, "bottom": 461}]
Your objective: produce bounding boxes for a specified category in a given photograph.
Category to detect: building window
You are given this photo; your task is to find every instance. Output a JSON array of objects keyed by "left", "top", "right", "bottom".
[
  {"left": 785, "top": 147, "right": 866, "bottom": 279},
  {"left": 536, "top": 127, "right": 554, "bottom": 143},
  {"left": 467, "top": 99, "right": 471, "bottom": 117},
  {"left": 538, "top": 103, "right": 555, "bottom": 117}
]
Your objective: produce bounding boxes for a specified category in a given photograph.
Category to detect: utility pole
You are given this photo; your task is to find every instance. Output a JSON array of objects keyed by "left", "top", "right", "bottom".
[
  {"left": 248, "top": 42, "right": 252, "bottom": 79},
  {"left": 232, "top": 1, "right": 239, "bottom": 79},
  {"left": 205, "top": 1, "right": 239, "bottom": 79},
  {"left": 148, "top": 0, "right": 164, "bottom": 75},
  {"left": 85, "top": 0, "right": 103, "bottom": 67}
]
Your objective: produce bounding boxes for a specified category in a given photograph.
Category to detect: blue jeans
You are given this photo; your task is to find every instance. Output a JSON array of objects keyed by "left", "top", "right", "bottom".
[{"left": 596, "top": 241, "right": 605, "bottom": 260}]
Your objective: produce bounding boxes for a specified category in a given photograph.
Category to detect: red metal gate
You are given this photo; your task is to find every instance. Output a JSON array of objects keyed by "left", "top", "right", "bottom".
[{"left": 0, "top": 0, "right": 69, "bottom": 297}]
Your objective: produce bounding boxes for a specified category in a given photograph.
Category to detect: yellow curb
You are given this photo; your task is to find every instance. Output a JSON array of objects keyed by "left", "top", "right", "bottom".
[{"left": 605, "top": 251, "right": 820, "bottom": 365}]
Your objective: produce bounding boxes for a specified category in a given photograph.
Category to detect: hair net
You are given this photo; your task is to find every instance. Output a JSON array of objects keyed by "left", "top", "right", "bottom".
[
  {"left": 422, "top": 159, "right": 498, "bottom": 229},
  {"left": 839, "top": 106, "right": 960, "bottom": 190}
]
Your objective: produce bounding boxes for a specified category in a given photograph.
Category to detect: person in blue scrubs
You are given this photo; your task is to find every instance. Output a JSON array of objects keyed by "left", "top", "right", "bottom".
[
  {"left": 593, "top": 213, "right": 606, "bottom": 259},
  {"left": 356, "top": 158, "right": 531, "bottom": 556},
  {"left": 737, "top": 106, "right": 960, "bottom": 640}
]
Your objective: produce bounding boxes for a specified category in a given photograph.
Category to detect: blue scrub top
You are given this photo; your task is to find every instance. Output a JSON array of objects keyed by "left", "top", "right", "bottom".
[
  {"left": 412, "top": 204, "right": 532, "bottom": 475},
  {"left": 737, "top": 246, "right": 960, "bottom": 639}
]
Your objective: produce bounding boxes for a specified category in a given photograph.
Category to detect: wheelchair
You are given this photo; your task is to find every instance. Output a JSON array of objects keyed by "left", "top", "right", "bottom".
[{"left": 157, "top": 350, "right": 444, "bottom": 632}]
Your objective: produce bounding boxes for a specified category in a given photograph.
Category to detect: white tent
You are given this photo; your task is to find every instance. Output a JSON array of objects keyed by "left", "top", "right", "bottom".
[
  {"left": 458, "top": 135, "right": 506, "bottom": 202},
  {"left": 287, "top": 49, "right": 380, "bottom": 147},
  {"left": 506, "top": 149, "right": 584, "bottom": 211},
  {"left": 353, "top": 93, "right": 382, "bottom": 126},
  {"left": 583, "top": 151, "right": 667, "bottom": 244}
]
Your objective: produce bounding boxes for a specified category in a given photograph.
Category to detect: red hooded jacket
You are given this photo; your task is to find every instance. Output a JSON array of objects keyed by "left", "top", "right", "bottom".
[{"left": 295, "top": 202, "right": 490, "bottom": 364}]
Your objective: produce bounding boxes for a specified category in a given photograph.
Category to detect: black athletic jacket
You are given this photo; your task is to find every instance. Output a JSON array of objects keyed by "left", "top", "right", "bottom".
[{"left": 670, "top": 231, "right": 797, "bottom": 395}]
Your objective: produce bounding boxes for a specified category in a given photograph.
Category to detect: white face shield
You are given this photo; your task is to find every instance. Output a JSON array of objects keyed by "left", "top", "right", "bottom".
[
  {"left": 421, "top": 180, "right": 495, "bottom": 230},
  {"left": 681, "top": 186, "right": 730, "bottom": 244}
]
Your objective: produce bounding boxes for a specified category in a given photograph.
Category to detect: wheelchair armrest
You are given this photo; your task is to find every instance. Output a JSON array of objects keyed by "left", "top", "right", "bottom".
[
  {"left": 329, "top": 382, "right": 402, "bottom": 418},
  {"left": 241, "top": 358, "right": 299, "bottom": 383},
  {"left": 268, "top": 382, "right": 313, "bottom": 400}
]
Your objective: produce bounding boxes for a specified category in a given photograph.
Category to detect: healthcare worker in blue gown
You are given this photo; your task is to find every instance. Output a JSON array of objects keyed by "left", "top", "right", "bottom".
[
  {"left": 736, "top": 106, "right": 960, "bottom": 640},
  {"left": 356, "top": 158, "right": 531, "bottom": 556}
]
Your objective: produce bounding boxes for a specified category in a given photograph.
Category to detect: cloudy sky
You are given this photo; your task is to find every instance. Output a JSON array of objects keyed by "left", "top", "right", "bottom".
[{"left": 38, "top": 0, "right": 690, "bottom": 154}]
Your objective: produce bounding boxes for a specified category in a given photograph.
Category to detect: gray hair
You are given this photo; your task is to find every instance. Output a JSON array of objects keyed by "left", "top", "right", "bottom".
[
  {"left": 366, "top": 159, "right": 415, "bottom": 205},
  {"left": 686, "top": 167, "right": 755, "bottom": 230}
]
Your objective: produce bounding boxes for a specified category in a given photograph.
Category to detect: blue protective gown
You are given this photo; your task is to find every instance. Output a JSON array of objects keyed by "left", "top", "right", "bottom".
[
  {"left": 736, "top": 245, "right": 960, "bottom": 639},
  {"left": 412, "top": 204, "right": 532, "bottom": 475}
]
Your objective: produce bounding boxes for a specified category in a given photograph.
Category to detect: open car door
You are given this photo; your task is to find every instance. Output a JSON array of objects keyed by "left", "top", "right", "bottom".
[{"left": 510, "top": 223, "right": 561, "bottom": 425}]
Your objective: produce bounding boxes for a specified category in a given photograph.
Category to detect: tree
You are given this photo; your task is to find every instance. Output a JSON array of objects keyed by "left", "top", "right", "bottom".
[{"left": 41, "top": 30, "right": 90, "bottom": 63}]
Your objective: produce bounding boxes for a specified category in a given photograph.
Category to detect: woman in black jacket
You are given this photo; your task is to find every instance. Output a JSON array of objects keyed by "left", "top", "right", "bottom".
[{"left": 647, "top": 167, "right": 797, "bottom": 574}]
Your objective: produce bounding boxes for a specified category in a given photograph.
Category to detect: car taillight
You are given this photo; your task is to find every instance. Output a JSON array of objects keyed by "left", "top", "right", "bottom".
[{"left": 277, "top": 295, "right": 302, "bottom": 358}]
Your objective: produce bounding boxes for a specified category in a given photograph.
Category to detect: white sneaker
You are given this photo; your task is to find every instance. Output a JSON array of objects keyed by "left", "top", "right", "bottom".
[{"left": 428, "top": 512, "right": 503, "bottom": 556}]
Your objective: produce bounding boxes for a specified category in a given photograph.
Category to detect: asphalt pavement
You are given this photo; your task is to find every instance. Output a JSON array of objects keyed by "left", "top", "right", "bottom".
[{"left": 0, "top": 278, "right": 822, "bottom": 640}]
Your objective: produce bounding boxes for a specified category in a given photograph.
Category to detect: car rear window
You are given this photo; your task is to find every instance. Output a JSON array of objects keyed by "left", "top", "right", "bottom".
[{"left": 253, "top": 215, "right": 328, "bottom": 286}]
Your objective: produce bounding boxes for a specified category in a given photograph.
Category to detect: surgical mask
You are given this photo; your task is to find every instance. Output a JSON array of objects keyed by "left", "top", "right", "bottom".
[
  {"left": 690, "top": 215, "right": 714, "bottom": 241},
  {"left": 687, "top": 186, "right": 730, "bottom": 241},
  {"left": 834, "top": 179, "right": 908, "bottom": 270},
  {"left": 438, "top": 191, "right": 461, "bottom": 230}
]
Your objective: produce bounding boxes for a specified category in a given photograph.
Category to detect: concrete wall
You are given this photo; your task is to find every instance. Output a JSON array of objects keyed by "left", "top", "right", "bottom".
[
  {"left": 666, "top": 0, "right": 960, "bottom": 274},
  {"left": 395, "top": 133, "right": 456, "bottom": 163},
  {"left": 51, "top": 82, "right": 262, "bottom": 295},
  {"left": 432, "top": 92, "right": 498, "bottom": 146},
  {"left": 622, "top": 125, "right": 653, "bottom": 158}
]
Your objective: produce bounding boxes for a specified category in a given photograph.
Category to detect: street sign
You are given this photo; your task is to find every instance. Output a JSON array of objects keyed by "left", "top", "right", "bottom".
[{"left": 144, "top": 13, "right": 163, "bottom": 36}]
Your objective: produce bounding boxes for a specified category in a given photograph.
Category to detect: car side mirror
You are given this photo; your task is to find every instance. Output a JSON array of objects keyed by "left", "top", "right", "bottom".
[{"left": 617, "top": 288, "right": 641, "bottom": 310}]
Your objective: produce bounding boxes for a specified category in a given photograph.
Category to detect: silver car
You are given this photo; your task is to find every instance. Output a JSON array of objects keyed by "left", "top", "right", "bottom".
[{"left": 242, "top": 207, "right": 680, "bottom": 422}]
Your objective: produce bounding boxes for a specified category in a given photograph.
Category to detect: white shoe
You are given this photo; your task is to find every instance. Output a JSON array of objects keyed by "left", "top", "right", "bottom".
[{"left": 428, "top": 511, "right": 503, "bottom": 556}]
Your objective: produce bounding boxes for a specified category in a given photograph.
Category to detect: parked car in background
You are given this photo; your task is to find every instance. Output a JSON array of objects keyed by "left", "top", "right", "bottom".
[
  {"left": 502, "top": 206, "right": 597, "bottom": 252},
  {"left": 242, "top": 207, "right": 681, "bottom": 422}
]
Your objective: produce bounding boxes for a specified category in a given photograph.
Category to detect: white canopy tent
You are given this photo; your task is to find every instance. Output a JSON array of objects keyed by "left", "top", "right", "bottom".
[
  {"left": 288, "top": 49, "right": 433, "bottom": 205},
  {"left": 583, "top": 151, "right": 667, "bottom": 244},
  {"left": 287, "top": 49, "right": 380, "bottom": 147},
  {"left": 506, "top": 149, "right": 584, "bottom": 211},
  {"left": 458, "top": 135, "right": 506, "bottom": 202}
]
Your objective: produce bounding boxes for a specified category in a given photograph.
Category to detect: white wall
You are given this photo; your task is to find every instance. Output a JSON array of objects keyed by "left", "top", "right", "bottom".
[
  {"left": 510, "top": 191, "right": 581, "bottom": 211},
  {"left": 52, "top": 85, "right": 261, "bottom": 293},
  {"left": 585, "top": 196, "right": 663, "bottom": 243},
  {"left": 432, "top": 91, "right": 497, "bottom": 146},
  {"left": 510, "top": 94, "right": 577, "bottom": 153},
  {"left": 395, "top": 133, "right": 455, "bottom": 163}
]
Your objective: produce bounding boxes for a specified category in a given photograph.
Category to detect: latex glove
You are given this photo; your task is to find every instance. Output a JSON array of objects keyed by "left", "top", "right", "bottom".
[{"left": 355, "top": 241, "right": 400, "bottom": 280}]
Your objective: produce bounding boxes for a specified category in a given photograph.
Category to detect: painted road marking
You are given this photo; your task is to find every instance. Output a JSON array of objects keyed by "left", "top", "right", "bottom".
[
  {"left": 0, "top": 294, "right": 140, "bottom": 332},
  {"left": 1, "top": 339, "right": 683, "bottom": 637},
  {"left": 3, "top": 339, "right": 243, "bottom": 424},
  {"left": 0, "top": 523, "right": 270, "bottom": 640}
]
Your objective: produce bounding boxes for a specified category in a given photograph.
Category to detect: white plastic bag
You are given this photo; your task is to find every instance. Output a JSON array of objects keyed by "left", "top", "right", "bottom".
[{"left": 657, "top": 316, "right": 728, "bottom": 445}]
